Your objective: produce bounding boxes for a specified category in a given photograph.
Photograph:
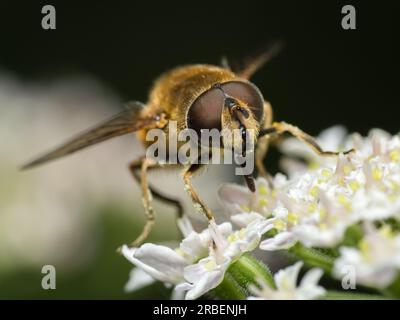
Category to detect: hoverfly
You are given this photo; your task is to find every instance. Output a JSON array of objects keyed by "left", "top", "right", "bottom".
[{"left": 22, "top": 44, "right": 352, "bottom": 247}]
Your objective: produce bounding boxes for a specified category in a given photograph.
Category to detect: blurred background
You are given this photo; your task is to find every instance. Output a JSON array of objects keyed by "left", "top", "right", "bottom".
[{"left": 0, "top": 0, "right": 398, "bottom": 299}]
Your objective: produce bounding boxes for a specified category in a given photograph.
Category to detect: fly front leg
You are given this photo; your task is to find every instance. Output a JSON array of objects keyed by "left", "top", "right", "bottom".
[
  {"left": 255, "top": 105, "right": 354, "bottom": 183},
  {"left": 259, "top": 121, "right": 354, "bottom": 157},
  {"left": 271, "top": 122, "right": 354, "bottom": 156},
  {"left": 183, "top": 163, "right": 214, "bottom": 221}
]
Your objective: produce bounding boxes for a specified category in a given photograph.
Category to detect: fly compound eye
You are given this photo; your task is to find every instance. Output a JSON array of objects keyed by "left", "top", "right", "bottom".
[{"left": 187, "top": 87, "right": 225, "bottom": 135}]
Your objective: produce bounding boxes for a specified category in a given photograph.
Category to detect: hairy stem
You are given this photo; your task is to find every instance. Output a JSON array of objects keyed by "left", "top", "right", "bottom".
[
  {"left": 228, "top": 253, "right": 275, "bottom": 292},
  {"left": 289, "top": 243, "right": 334, "bottom": 274},
  {"left": 213, "top": 272, "right": 247, "bottom": 300}
]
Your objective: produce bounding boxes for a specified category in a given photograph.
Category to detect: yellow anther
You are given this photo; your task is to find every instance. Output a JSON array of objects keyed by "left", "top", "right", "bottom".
[
  {"left": 321, "top": 168, "right": 332, "bottom": 178},
  {"left": 349, "top": 180, "right": 360, "bottom": 192},
  {"left": 308, "top": 203, "right": 317, "bottom": 213},
  {"left": 239, "top": 228, "right": 247, "bottom": 238},
  {"left": 389, "top": 150, "right": 400, "bottom": 162},
  {"left": 337, "top": 194, "right": 347, "bottom": 204},
  {"left": 337, "top": 194, "right": 352, "bottom": 211},
  {"left": 359, "top": 240, "right": 369, "bottom": 252},
  {"left": 379, "top": 225, "right": 394, "bottom": 238},
  {"left": 259, "top": 185, "right": 269, "bottom": 196},
  {"left": 359, "top": 240, "right": 371, "bottom": 262},
  {"left": 240, "top": 204, "right": 251, "bottom": 212},
  {"left": 318, "top": 168, "right": 333, "bottom": 183},
  {"left": 228, "top": 233, "right": 238, "bottom": 243},
  {"left": 273, "top": 219, "right": 286, "bottom": 231},
  {"left": 372, "top": 168, "right": 382, "bottom": 180},
  {"left": 343, "top": 165, "right": 352, "bottom": 175},
  {"left": 309, "top": 186, "right": 319, "bottom": 197},
  {"left": 287, "top": 212, "right": 298, "bottom": 225},
  {"left": 258, "top": 198, "right": 269, "bottom": 207},
  {"left": 319, "top": 208, "right": 327, "bottom": 219},
  {"left": 389, "top": 181, "right": 399, "bottom": 191}
]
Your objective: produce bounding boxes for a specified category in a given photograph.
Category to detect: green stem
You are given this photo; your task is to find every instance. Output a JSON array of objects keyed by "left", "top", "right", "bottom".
[
  {"left": 323, "top": 290, "right": 387, "bottom": 300},
  {"left": 289, "top": 243, "right": 334, "bottom": 274},
  {"left": 228, "top": 253, "right": 275, "bottom": 290},
  {"left": 213, "top": 272, "right": 247, "bottom": 300}
]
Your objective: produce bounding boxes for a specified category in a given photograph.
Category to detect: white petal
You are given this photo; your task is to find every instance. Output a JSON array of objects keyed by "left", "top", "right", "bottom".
[
  {"left": 275, "top": 262, "right": 303, "bottom": 292},
  {"left": 208, "top": 220, "right": 230, "bottom": 252},
  {"left": 216, "top": 222, "right": 234, "bottom": 237},
  {"left": 231, "top": 212, "right": 264, "bottom": 228},
  {"left": 198, "top": 222, "right": 232, "bottom": 245},
  {"left": 122, "top": 244, "right": 187, "bottom": 284},
  {"left": 296, "top": 285, "right": 326, "bottom": 300},
  {"left": 300, "top": 268, "right": 324, "bottom": 288},
  {"left": 185, "top": 269, "right": 225, "bottom": 300},
  {"left": 172, "top": 282, "right": 193, "bottom": 300},
  {"left": 361, "top": 268, "right": 397, "bottom": 288},
  {"left": 297, "top": 268, "right": 326, "bottom": 300},
  {"left": 218, "top": 183, "right": 250, "bottom": 214},
  {"left": 259, "top": 232, "right": 296, "bottom": 251},
  {"left": 177, "top": 215, "right": 194, "bottom": 237},
  {"left": 293, "top": 224, "right": 347, "bottom": 248},
  {"left": 124, "top": 267, "right": 155, "bottom": 293},
  {"left": 180, "top": 231, "right": 209, "bottom": 262},
  {"left": 248, "top": 217, "right": 275, "bottom": 235},
  {"left": 184, "top": 259, "right": 210, "bottom": 283},
  {"left": 218, "top": 183, "right": 249, "bottom": 205}
]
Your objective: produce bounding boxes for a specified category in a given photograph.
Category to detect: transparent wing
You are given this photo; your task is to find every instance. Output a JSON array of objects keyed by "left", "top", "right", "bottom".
[
  {"left": 232, "top": 41, "right": 285, "bottom": 79},
  {"left": 22, "top": 101, "right": 159, "bottom": 169}
]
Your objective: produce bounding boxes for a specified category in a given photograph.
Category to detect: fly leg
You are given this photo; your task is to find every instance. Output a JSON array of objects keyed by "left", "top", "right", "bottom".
[
  {"left": 259, "top": 121, "right": 354, "bottom": 156},
  {"left": 128, "top": 157, "right": 183, "bottom": 247},
  {"left": 183, "top": 163, "right": 214, "bottom": 221}
]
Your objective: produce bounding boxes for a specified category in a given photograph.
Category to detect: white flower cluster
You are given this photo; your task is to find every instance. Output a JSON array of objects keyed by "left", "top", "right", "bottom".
[
  {"left": 219, "top": 127, "right": 400, "bottom": 288},
  {"left": 122, "top": 126, "right": 400, "bottom": 299},
  {"left": 122, "top": 216, "right": 271, "bottom": 300},
  {"left": 122, "top": 215, "right": 325, "bottom": 300}
]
